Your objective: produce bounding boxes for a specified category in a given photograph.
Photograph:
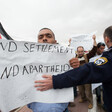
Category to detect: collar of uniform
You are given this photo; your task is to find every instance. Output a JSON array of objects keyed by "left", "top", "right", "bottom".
[{"left": 108, "top": 46, "right": 112, "bottom": 51}]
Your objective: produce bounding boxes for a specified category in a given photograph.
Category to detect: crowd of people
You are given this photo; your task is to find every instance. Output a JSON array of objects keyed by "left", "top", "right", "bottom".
[
  {"left": 3, "top": 26, "right": 112, "bottom": 112},
  {"left": 34, "top": 26, "right": 112, "bottom": 112}
]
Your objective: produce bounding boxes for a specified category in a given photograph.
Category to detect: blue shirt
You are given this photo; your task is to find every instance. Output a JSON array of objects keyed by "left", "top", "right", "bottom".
[{"left": 28, "top": 102, "right": 68, "bottom": 112}]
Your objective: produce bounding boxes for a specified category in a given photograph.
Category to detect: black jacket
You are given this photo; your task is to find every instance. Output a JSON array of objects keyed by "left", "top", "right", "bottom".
[{"left": 53, "top": 46, "right": 112, "bottom": 112}]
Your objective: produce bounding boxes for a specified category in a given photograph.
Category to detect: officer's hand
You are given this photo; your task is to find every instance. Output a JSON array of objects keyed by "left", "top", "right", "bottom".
[
  {"left": 34, "top": 75, "right": 53, "bottom": 91},
  {"left": 92, "top": 35, "right": 96, "bottom": 40},
  {"left": 69, "top": 58, "right": 80, "bottom": 68}
]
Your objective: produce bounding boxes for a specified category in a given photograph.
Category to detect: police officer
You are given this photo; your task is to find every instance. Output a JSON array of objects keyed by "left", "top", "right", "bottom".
[{"left": 35, "top": 26, "right": 112, "bottom": 112}]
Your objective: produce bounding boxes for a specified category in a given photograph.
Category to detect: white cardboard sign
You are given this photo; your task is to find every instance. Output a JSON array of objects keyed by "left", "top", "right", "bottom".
[
  {"left": 0, "top": 40, "right": 75, "bottom": 112},
  {"left": 70, "top": 33, "right": 96, "bottom": 51}
]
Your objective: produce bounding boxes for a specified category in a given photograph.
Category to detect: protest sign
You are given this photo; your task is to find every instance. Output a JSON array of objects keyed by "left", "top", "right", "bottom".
[
  {"left": 70, "top": 32, "right": 96, "bottom": 51},
  {"left": 0, "top": 39, "right": 75, "bottom": 112}
]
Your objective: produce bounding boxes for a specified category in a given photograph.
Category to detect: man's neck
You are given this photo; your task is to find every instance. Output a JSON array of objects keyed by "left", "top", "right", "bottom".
[
  {"left": 78, "top": 55, "right": 84, "bottom": 58},
  {"left": 107, "top": 42, "right": 112, "bottom": 48},
  {"left": 96, "top": 52, "right": 101, "bottom": 55}
]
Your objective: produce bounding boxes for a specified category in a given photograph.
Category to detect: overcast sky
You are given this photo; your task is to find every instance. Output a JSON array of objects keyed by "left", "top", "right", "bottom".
[{"left": 0, "top": 0, "right": 112, "bottom": 45}]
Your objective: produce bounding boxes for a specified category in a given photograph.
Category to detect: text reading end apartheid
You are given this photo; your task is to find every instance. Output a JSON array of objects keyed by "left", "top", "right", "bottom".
[{"left": 0, "top": 64, "right": 70, "bottom": 79}]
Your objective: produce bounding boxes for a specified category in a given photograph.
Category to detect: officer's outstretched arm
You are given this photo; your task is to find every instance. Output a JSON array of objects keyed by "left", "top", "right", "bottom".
[
  {"left": 35, "top": 56, "right": 111, "bottom": 91},
  {"left": 53, "top": 56, "right": 111, "bottom": 89}
]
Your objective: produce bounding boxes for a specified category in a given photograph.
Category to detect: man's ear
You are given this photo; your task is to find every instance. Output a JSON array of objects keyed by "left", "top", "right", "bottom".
[
  {"left": 105, "top": 36, "right": 110, "bottom": 43},
  {"left": 54, "top": 40, "right": 57, "bottom": 44}
]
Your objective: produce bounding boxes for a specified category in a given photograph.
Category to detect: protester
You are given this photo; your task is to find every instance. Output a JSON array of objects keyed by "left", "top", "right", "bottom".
[
  {"left": 76, "top": 35, "right": 97, "bottom": 109},
  {"left": 96, "top": 42, "right": 105, "bottom": 55},
  {"left": 35, "top": 26, "right": 112, "bottom": 112},
  {"left": 27, "top": 28, "right": 79, "bottom": 112},
  {"left": 89, "top": 42, "right": 105, "bottom": 109}
]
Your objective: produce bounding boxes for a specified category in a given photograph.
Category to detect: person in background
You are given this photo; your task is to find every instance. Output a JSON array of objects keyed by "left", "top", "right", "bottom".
[
  {"left": 76, "top": 35, "right": 97, "bottom": 109},
  {"left": 96, "top": 42, "right": 105, "bottom": 55},
  {"left": 89, "top": 42, "right": 106, "bottom": 110}
]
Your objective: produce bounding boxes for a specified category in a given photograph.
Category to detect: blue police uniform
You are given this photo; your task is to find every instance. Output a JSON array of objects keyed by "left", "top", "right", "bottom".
[{"left": 53, "top": 46, "right": 112, "bottom": 112}]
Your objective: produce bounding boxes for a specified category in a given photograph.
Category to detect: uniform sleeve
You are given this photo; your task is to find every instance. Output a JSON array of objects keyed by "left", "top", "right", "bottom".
[{"left": 53, "top": 55, "right": 112, "bottom": 89}]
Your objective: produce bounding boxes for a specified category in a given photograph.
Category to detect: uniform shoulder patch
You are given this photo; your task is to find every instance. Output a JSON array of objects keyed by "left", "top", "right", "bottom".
[{"left": 94, "top": 57, "right": 108, "bottom": 66}]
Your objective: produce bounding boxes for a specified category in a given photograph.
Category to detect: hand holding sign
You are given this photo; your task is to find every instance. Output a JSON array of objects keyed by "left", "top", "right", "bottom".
[{"left": 92, "top": 35, "right": 96, "bottom": 40}]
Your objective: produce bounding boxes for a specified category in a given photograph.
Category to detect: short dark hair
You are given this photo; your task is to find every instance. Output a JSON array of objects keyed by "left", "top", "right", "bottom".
[
  {"left": 77, "top": 46, "right": 84, "bottom": 51},
  {"left": 104, "top": 26, "right": 112, "bottom": 42},
  {"left": 39, "top": 28, "right": 55, "bottom": 38},
  {"left": 97, "top": 42, "right": 105, "bottom": 48}
]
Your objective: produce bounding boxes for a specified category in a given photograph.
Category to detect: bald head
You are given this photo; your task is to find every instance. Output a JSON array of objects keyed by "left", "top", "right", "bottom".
[{"left": 77, "top": 46, "right": 84, "bottom": 58}]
